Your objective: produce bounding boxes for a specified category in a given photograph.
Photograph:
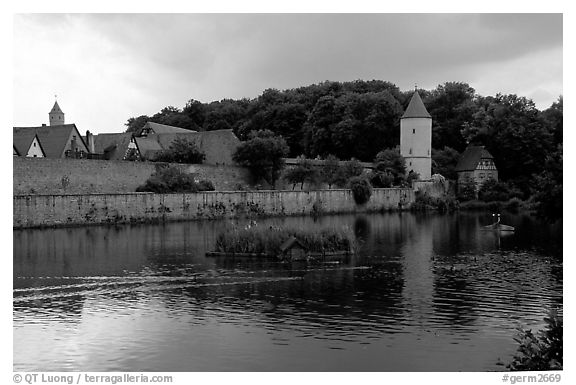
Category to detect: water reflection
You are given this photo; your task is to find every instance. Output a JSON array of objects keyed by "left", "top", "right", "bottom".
[{"left": 13, "top": 212, "right": 562, "bottom": 371}]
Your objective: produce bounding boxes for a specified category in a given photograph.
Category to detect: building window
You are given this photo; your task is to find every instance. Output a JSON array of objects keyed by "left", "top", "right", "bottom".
[
  {"left": 409, "top": 161, "right": 412, "bottom": 166},
  {"left": 33, "top": 142, "right": 36, "bottom": 147}
]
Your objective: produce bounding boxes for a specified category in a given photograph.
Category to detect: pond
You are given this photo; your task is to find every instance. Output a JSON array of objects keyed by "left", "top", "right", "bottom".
[{"left": 13, "top": 211, "right": 563, "bottom": 371}]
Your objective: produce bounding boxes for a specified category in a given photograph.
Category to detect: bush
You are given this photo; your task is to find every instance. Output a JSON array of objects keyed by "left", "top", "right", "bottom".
[
  {"left": 508, "top": 312, "right": 563, "bottom": 371},
  {"left": 457, "top": 177, "right": 477, "bottom": 201},
  {"left": 412, "top": 191, "right": 458, "bottom": 212},
  {"left": 349, "top": 176, "right": 372, "bottom": 205},
  {"left": 334, "top": 159, "right": 364, "bottom": 188},
  {"left": 369, "top": 171, "right": 394, "bottom": 188},
  {"left": 136, "top": 165, "right": 214, "bottom": 193},
  {"left": 478, "top": 179, "right": 522, "bottom": 202}
]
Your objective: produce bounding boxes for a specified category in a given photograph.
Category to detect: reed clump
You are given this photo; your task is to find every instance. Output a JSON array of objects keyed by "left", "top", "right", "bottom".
[{"left": 214, "top": 223, "right": 356, "bottom": 255}]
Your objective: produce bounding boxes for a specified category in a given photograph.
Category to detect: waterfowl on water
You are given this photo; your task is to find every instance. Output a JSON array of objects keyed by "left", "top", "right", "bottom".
[{"left": 482, "top": 214, "right": 515, "bottom": 232}]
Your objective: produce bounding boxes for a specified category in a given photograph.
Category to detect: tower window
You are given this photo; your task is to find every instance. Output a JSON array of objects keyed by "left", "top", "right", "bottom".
[
  {"left": 409, "top": 161, "right": 412, "bottom": 166},
  {"left": 412, "top": 129, "right": 415, "bottom": 134},
  {"left": 409, "top": 148, "right": 412, "bottom": 155}
]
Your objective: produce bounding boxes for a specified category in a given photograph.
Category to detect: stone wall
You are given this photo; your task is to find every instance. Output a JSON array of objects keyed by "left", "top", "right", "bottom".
[
  {"left": 13, "top": 157, "right": 250, "bottom": 195},
  {"left": 13, "top": 188, "right": 414, "bottom": 228}
]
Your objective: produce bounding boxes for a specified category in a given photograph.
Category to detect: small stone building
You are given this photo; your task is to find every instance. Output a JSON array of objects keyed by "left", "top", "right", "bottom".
[{"left": 455, "top": 146, "right": 498, "bottom": 190}]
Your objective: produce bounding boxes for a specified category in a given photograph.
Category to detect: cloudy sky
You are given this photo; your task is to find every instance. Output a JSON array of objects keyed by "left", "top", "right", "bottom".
[{"left": 13, "top": 13, "right": 563, "bottom": 134}]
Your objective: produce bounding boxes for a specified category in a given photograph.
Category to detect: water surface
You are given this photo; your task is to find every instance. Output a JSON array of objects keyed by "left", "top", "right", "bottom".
[{"left": 13, "top": 212, "right": 562, "bottom": 371}]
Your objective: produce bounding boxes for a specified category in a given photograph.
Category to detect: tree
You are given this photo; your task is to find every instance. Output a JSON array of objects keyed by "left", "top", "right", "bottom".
[
  {"left": 153, "top": 137, "right": 206, "bottom": 164},
  {"left": 349, "top": 176, "right": 372, "bottom": 205},
  {"left": 283, "top": 156, "right": 319, "bottom": 190},
  {"left": 125, "top": 115, "right": 150, "bottom": 133},
  {"left": 319, "top": 154, "right": 341, "bottom": 189},
  {"left": 432, "top": 147, "right": 460, "bottom": 180},
  {"left": 478, "top": 179, "right": 522, "bottom": 202},
  {"left": 541, "top": 96, "right": 563, "bottom": 147},
  {"left": 461, "top": 94, "right": 555, "bottom": 194},
  {"left": 373, "top": 148, "right": 406, "bottom": 186},
  {"left": 334, "top": 159, "right": 364, "bottom": 187},
  {"left": 533, "top": 145, "right": 562, "bottom": 221},
  {"left": 232, "top": 130, "right": 289, "bottom": 186},
  {"left": 426, "top": 82, "right": 477, "bottom": 152}
]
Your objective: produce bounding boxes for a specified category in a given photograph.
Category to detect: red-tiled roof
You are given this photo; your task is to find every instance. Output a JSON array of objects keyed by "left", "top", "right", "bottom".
[
  {"left": 455, "top": 146, "right": 495, "bottom": 172},
  {"left": 401, "top": 91, "right": 431, "bottom": 119}
]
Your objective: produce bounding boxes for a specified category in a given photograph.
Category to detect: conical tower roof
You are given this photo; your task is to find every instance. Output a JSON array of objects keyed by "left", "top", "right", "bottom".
[
  {"left": 401, "top": 91, "right": 431, "bottom": 119},
  {"left": 50, "top": 101, "right": 64, "bottom": 114}
]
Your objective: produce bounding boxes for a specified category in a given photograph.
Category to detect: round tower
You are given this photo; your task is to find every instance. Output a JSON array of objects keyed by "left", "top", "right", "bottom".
[
  {"left": 400, "top": 91, "right": 432, "bottom": 180},
  {"left": 49, "top": 100, "right": 65, "bottom": 126}
]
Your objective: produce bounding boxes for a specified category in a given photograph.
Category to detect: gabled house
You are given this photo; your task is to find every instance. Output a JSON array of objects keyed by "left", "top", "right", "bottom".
[
  {"left": 149, "top": 129, "right": 240, "bottom": 165},
  {"left": 13, "top": 130, "right": 46, "bottom": 158},
  {"left": 455, "top": 145, "right": 498, "bottom": 190},
  {"left": 90, "top": 133, "right": 133, "bottom": 160},
  {"left": 13, "top": 124, "right": 89, "bottom": 159},
  {"left": 132, "top": 136, "right": 164, "bottom": 160}
]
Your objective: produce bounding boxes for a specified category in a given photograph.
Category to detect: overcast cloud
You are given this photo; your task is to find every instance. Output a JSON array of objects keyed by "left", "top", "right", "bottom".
[{"left": 13, "top": 13, "right": 562, "bottom": 134}]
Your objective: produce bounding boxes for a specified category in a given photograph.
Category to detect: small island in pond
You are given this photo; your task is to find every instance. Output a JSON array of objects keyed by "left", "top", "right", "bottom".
[{"left": 207, "top": 222, "right": 357, "bottom": 262}]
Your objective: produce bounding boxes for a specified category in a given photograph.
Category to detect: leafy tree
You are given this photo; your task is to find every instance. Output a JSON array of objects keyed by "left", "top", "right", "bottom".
[
  {"left": 153, "top": 137, "right": 206, "bottom": 164},
  {"left": 334, "top": 159, "right": 364, "bottom": 187},
  {"left": 426, "top": 82, "right": 477, "bottom": 151},
  {"left": 150, "top": 106, "right": 198, "bottom": 130},
  {"left": 432, "top": 147, "right": 460, "bottom": 180},
  {"left": 232, "top": 130, "right": 289, "bottom": 186},
  {"left": 283, "top": 156, "right": 319, "bottom": 190},
  {"left": 183, "top": 99, "right": 207, "bottom": 129},
  {"left": 541, "top": 96, "right": 563, "bottom": 147},
  {"left": 203, "top": 98, "right": 250, "bottom": 132},
  {"left": 319, "top": 154, "right": 341, "bottom": 189},
  {"left": 533, "top": 145, "right": 562, "bottom": 221},
  {"left": 125, "top": 115, "right": 150, "bottom": 133},
  {"left": 349, "top": 176, "right": 372, "bottom": 205},
  {"left": 374, "top": 148, "right": 406, "bottom": 185},
  {"left": 461, "top": 94, "right": 554, "bottom": 188},
  {"left": 369, "top": 171, "right": 394, "bottom": 188},
  {"left": 478, "top": 179, "right": 522, "bottom": 202},
  {"left": 303, "top": 92, "right": 403, "bottom": 161}
]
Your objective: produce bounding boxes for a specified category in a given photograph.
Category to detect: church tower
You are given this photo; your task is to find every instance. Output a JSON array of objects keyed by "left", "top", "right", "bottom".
[
  {"left": 49, "top": 100, "right": 65, "bottom": 126},
  {"left": 400, "top": 90, "right": 432, "bottom": 180}
]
